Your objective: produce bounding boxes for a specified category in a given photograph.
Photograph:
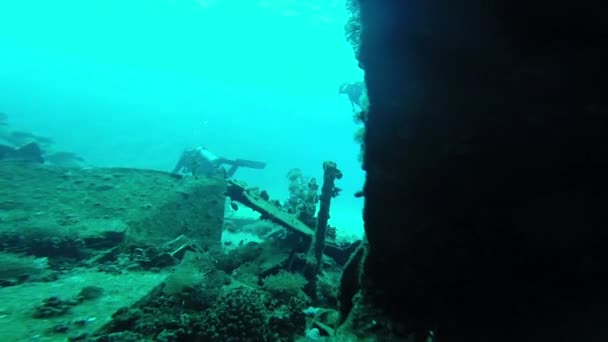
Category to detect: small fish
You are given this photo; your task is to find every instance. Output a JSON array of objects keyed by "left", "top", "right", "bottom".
[
  {"left": 302, "top": 306, "right": 321, "bottom": 316},
  {"left": 230, "top": 202, "right": 239, "bottom": 211}
]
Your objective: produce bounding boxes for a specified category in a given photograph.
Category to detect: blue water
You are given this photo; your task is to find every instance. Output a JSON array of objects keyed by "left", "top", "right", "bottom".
[{"left": 0, "top": 0, "right": 365, "bottom": 235}]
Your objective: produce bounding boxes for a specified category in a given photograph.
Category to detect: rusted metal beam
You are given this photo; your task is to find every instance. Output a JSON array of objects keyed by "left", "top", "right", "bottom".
[{"left": 226, "top": 179, "right": 315, "bottom": 238}]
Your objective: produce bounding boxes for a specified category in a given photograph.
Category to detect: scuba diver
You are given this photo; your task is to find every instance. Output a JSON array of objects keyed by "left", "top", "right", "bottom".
[
  {"left": 172, "top": 146, "right": 266, "bottom": 178},
  {"left": 339, "top": 81, "right": 365, "bottom": 111}
]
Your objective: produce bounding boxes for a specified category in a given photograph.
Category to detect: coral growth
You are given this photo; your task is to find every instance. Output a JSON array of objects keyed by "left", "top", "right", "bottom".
[
  {"left": 351, "top": 88, "right": 368, "bottom": 165},
  {"left": 262, "top": 270, "right": 308, "bottom": 300},
  {"left": 267, "top": 296, "right": 308, "bottom": 342},
  {"left": 315, "top": 270, "right": 341, "bottom": 307},
  {"left": 344, "top": 0, "right": 362, "bottom": 59},
  {"left": 32, "top": 296, "right": 77, "bottom": 318},
  {"left": 163, "top": 252, "right": 226, "bottom": 310},
  {"left": 284, "top": 168, "right": 319, "bottom": 228},
  {"left": 195, "top": 286, "right": 271, "bottom": 341},
  {"left": 344, "top": 0, "right": 367, "bottom": 166}
]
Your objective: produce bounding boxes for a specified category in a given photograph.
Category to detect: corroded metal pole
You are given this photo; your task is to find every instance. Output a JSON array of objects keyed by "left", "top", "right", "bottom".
[{"left": 310, "top": 161, "right": 343, "bottom": 273}]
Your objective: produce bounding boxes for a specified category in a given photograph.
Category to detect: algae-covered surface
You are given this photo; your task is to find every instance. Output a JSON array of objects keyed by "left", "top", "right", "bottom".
[
  {"left": 0, "top": 270, "right": 168, "bottom": 342},
  {"left": 0, "top": 161, "right": 351, "bottom": 341},
  {"left": 0, "top": 161, "right": 225, "bottom": 250},
  {"left": 0, "top": 162, "right": 228, "bottom": 341}
]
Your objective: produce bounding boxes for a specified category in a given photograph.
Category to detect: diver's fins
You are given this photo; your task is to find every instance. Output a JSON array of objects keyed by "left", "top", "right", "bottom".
[
  {"left": 234, "top": 158, "right": 266, "bottom": 169},
  {"left": 219, "top": 158, "right": 266, "bottom": 169}
]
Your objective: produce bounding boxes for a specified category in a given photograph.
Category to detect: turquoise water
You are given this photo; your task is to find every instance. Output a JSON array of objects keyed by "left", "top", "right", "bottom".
[{"left": 0, "top": 0, "right": 365, "bottom": 235}]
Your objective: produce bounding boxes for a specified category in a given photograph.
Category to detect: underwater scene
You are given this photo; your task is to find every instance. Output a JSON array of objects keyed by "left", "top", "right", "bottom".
[{"left": 0, "top": 0, "right": 368, "bottom": 341}]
